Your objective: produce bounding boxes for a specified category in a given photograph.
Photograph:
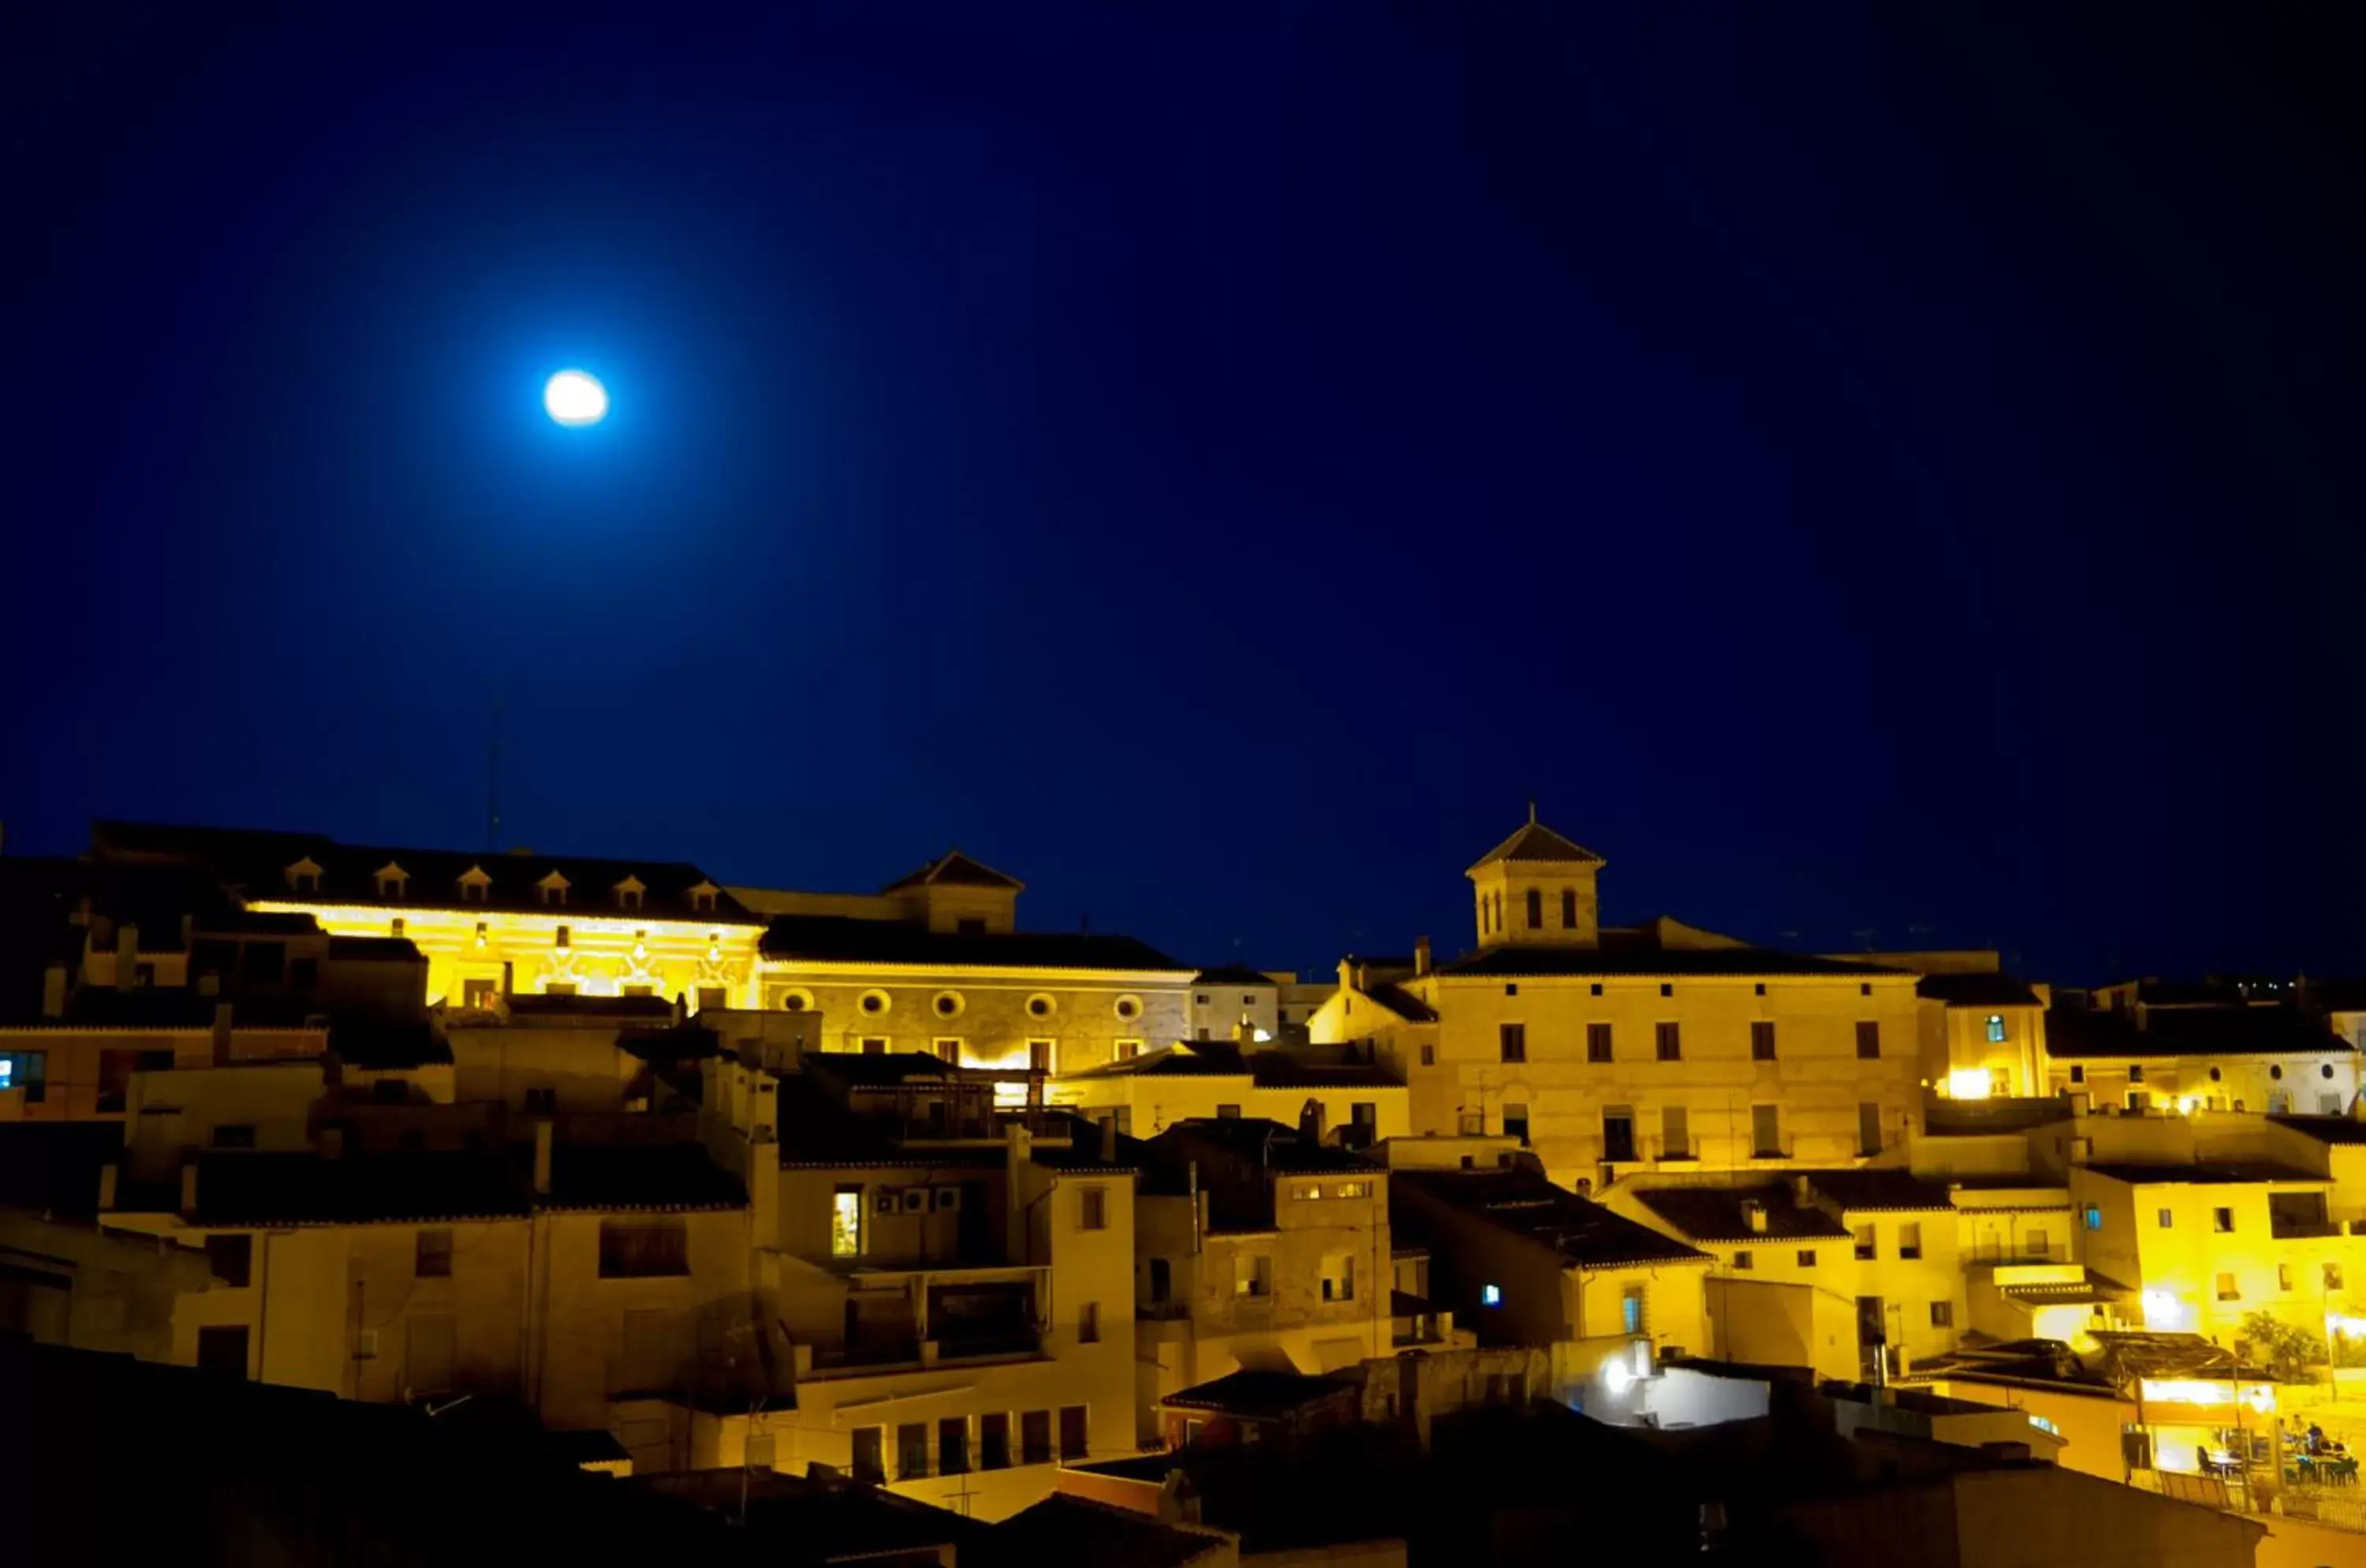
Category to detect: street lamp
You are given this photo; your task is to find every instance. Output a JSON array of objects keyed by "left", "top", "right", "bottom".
[{"left": 543, "top": 369, "right": 609, "bottom": 427}]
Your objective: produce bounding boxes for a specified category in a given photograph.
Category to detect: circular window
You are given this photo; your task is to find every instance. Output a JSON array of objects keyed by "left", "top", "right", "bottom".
[
  {"left": 2209, "top": 1067, "right": 2222, "bottom": 1082},
  {"left": 2271, "top": 1066, "right": 2284, "bottom": 1081},
  {"left": 778, "top": 989, "right": 813, "bottom": 1013},
  {"left": 1027, "top": 994, "right": 1056, "bottom": 1019},
  {"left": 860, "top": 990, "right": 892, "bottom": 1017},
  {"left": 2326, "top": 1065, "right": 2338, "bottom": 1081},
  {"left": 1114, "top": 995, "right": 1142, "bottom": 1021},
  {"left": 933, "top": 991, "right": 965, "bottom": 1019}
]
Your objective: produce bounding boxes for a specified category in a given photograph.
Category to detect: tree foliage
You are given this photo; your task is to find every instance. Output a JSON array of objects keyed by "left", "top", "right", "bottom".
[{"left": 2234, "top": 1310, "right": 2324, "bottom": 1381}]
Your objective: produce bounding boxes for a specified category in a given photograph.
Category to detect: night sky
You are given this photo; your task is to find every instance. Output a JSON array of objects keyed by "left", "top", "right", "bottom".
[{"left": 6, "top": 8, "right": 2361, "bottom": 985}]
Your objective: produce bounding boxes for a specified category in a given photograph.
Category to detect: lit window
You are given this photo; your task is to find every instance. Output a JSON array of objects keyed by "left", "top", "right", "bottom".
[
  {"left": 2082, "top": 1204, "right": 2102, "bottom": 1231},
  {"left": 1482, "top": 1284, "right": 1502, "bottom": 1307},
  {"left": 831, "top": 1187, "right": 863, "bottom": 1257},
  {"left": 1621, "top": 1286, "right": 1646, "bottom": 1335},
  {"left": 1320, "top": 1254, "right": 1357, "bottom": 1303},
  {"left": 1985, "top": 1014, "right": 2006, "bottom": 1043}
]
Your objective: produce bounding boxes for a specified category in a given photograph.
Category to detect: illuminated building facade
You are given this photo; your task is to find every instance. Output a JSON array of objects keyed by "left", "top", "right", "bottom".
[{"left": 1311, "top": 815, "right": 1924, "bottom": 1191}]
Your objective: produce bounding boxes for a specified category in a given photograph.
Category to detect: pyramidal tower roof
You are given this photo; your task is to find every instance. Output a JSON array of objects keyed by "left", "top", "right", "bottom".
[
  {"left": 1467, "top": 808, "right": 1606, "bottom": 875},
  {"left": 882, "top": 849, "right": 1026, "bottom": 893}
]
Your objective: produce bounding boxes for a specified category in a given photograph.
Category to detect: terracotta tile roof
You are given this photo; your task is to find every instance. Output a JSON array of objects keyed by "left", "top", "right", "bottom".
[
  {"left": 1161, "top": 1368, "right": 1355, "bottom": 1419},
  {"left": 1794, "top": 1168, "right": 1955, "bottom": 1212},
  {"left": 760, "top": 914, "right": 1185, "bottom": 973},
  {"left": 90, "top": 821, "right": 758, "bottom": 924},
  {"left": 1192, "top": 965, "right": 1278, "bottom": 987},
  {"left": 1467, "top": 817, "right": 1605, "bottom": 871},
  {"left": 1363, "top": 982, "right": 1439, "bottom": 1022},
  {"left": 1434, "top": 946, "right": 1901, "bottom": 980},
  {"left": 1246, "top": 1053, "right": 1401, "bottom": 1090},
  {"left": 1632, "top": 1183, "right": 1853, "bottom": 1242},
  {"left": 2271, "top": 1114, "right": 2366, "bottom": 1145},
  {"left": 2045, "top": 1003, "right": 2353, "bottom": 1058},
  {"left": 1915, "top": 973, "right": 2042, "bottom": 1007},
  {"left": 880, "top": 849, "right": 1025, "bottom": 892},
  {"left": 1400, "top": 1167, "right": 1713, "bottom": 1267},
  {"left": 981, "top": 1495, "right": 1229, "bottom": 1568},
  {"left": 2078, "top": 1160, "right": 2330, "bottom": 1186}
]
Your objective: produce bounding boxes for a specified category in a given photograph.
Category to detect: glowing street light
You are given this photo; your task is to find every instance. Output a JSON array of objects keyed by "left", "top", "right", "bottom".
[{"left": 543, "top": 369, "right": 609, "bottom": 427}]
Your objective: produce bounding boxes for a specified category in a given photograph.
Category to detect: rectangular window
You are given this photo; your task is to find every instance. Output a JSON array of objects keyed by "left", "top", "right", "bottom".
[
  {"left": 1021, "top": 1410, "right": 1053, "bottom": 1466},
  {"left": 1235, "top": 1253, "right": 1272, "bottom": 1298},
  {"left": 2328, "top": 1264, "right": 2346, "bottom": 1291},
  {"left": 1855, "top": 1021, "right": 1880, "bottom": 1059},
  {"left": 2026, "top": 1228, "right": 2049, "bottom": 1256},
  {"left": 206, "top": 1234, "right": 252, "bottom": 1288},
  {"left": 2069, "top": 1065, "right": 2084, "bottom": 1084},
  {"left": 1586, "top": 1022, "right": 1613, "bottom": 1062},
  {"left": 2280, "top": 1264, "right": 2295, "bottom": 1293},
  {"left": 1655, "top": 1021, "right": 1681, "bottom": 1062},
  {"left": 1028, "top": 1040, "right": 1054, "bottom": 1073},
  {"left": 1352, "top": 1102, "right": 1377, "bottom": 1132},
  {"left": 1898, "top": 1223, "right": 1922, "bottom": 1260},
  {"left": 621, "top": 984, "right": 654, "bottom": 999},
  {"left": 980, "top": 1413, "right": 1011, "bottom": 1470},
  {"left": 1059, "top": 1405, "right": 1089, "bottom": 1461},
  {"left": 1562, "top": 888, "right": 1577, "bottom": 928},
  {"left": 1525, "top": 889, "right": 1542, "bottom": 929},
  {"left": 934, "top": 1038, "right": 961, "bottom": 1065},
  {"left": 2128, "top": 1064, "right": 2144, "bottom": 1085},
  {"left": 1931, "top": 1301, "right": 1954, "bottom": 1328},
  {"left": 1661, "top": 1104, "right": 1689, "bottom": 1159},
  {"left": 1079, "top": 1301, "right": 1100, "bottom": 1344},
  {"left": 1602, "top": 1107, "right": 1636, "bottom": 1163},
  {"left": 1502, "top": 1106, "right": 1529, "bottom": 1145},
  {"left": 898, "top": 1422, "right": 930, "bottom": 1480},
  {"left": 1621, "top": 1285, "right": 1646, "bottom": 1335},
  {"left": 1115, "top": 1041, "right": 1141, "bottom": 1062},
  {"left": 2216, "top": 1272, "right": 2240, "bottom": 1302},
  {"left": 1796, "top": 1249, "right": 1817, "bottom": 1268},
  {"left": 851, "top": 1427, "right": 885, "bottom": 1484},
  {"left": 1499, "top": 1023, "right": 1526, "bottom": 1064},
  {"left": 1857, "top": 1102, "right": 1882, "bottom": 1158},
  {"left": 1853, "top": 1225, "right": 1876, "bottom": 1261},
  {"left": 1985, "top": 1014, "right": 2006, "bottom": 1043},
  {"left": 2158, "top": 1208, "right": 2174, "bottom": 1229},
  {"left": 461, "top": 979, "right": 498, "bottom": 1008},
  {"left": 1216, "top": 1103, "right": 1241, "bottom": 1119},
  {"left": 831, "top": 1187, "right": 863, "bottom": 1257},
  {"left": 1751, "top": 1021, "right": 1776, "bottom": 1061},
  {"left": 860, "top": 1036, "right": 887, "bottom": 1055},
  {"left": 1320, "top": 1254, "right": 1357, "bottom": 1303},
  {"left": 1751, "top": 1103, "right": 1781, "bottom": 1159},
  {"left": 1420, "top": 1043, "right": 1435, "bottom": 1066},
  {"left": 543, "top": 983, "right": 578, "bottom": 997},
  {"left": 554, "top": 925, "right": 571, "bottom": 948},
  {"left": 416, "top": 1227, "right": 453, "bottom": 1279},
  {"left": 2082, "top": 1205, "right": 2102, "bottom": 1231},
  {"left": 599, "top": 1218, "right": 689, "bottom": 1278},
  {"left": 1733, "top": 1250, "right": 1754, "bottom": 1271},
  {"left": 2213, "top": 1207, "right": 2234, "bottom": 1234},
  {"left": 939, "top": 1417, "right": 969, "bottom": 1475}
]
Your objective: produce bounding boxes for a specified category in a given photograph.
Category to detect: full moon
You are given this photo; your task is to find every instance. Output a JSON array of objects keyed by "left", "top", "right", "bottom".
[{"left": 543, "top": 369, "right": 609, "bottom": 426}]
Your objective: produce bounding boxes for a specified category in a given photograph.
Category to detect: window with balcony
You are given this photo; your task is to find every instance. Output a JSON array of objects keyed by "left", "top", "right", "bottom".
[
  {"left": 1661, "top": 1104, "right": 1689, "bottom": 1160},
  {"left": 1021, "top": 1410, "right": 1054, "bottom": 1465},
  {"left": 1858, "top": 1102, "right": 1883, "bottom": 1158},
  {"left": 898, "top": 1423, "right": 930, "bottom": 1480},
  {"left": 1059, "top": 1406, "right": 1089, "bottom": 1461},
  {"left": 851, "top": 1427, "right": 885, "bottom": 1484},
  {"left": 980, "top": 1413, "right": 1011, "bottom": 1470},
  {"left": 939, "top": 1417, "right": 969, "bottom": 1475}
]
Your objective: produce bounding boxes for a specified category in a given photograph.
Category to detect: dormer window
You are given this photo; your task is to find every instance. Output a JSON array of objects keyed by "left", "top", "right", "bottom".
[
  {"left": 457, "top": 865, "right": 492, "bottom": 905},
  {"left": 285, "top": 857, "right": 323, "bottom": 896},
  {"left": 537, "top": 872, "right": 569, "bottom": 908},
  {"left": 689, "top": 880, "right": 720, "bottom": 914},
  {"left": 375, "top": 862, "right": 409, "bottom": 900},
  {"left": 614, "top": 875, "right": 646, "bottom": 912}
]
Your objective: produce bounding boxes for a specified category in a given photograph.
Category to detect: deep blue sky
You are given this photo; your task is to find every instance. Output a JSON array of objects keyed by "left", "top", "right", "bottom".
[{"left": 5, "top": 7, "right": 2360, "bottom": 984}]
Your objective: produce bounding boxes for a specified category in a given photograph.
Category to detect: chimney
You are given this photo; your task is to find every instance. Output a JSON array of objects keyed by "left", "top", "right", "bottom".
[
  {"left": 1233, "top": 1017, "right": 1256, "bottom": 1047},
  {"left": 1414, "top": 937, "right": 1431, "bottom": 977},
  {"left": 1006, "top": 1122, "right": 1035, "bottom": 1260},
  {"left": 1337, "top": 958, "right": 1354, "bottom": 992},
  {"left": 532, "top": 1117, "right": 554, "bottom": 1196},
  {"left": 40, "top": 962, "right": 65, "bottom": 1020},
  {"left": 211, "top": 1002, "right": 234, "bottom": 1066},
  {"left": 1743, "top": 1200, "right": 1768, "bottom": 1234},
  {"left": 116, "top": 924, "right": 139, "bottom": 988},
  {"left": 1792, "top": 1174, "right": 1813, "bottom": 1206},
  {"left": 180, "top": 913, "right": 193, "bottom": 949},
  {"left": 178, "top": 1160, "right": 200, "bottom": 1217}
]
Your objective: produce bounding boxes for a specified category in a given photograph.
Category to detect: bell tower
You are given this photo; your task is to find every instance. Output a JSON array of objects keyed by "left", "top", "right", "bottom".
[{"left": 1467, "top": 808, "right": 1604, "bottom": 950}]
